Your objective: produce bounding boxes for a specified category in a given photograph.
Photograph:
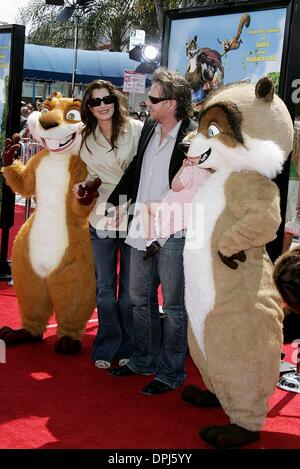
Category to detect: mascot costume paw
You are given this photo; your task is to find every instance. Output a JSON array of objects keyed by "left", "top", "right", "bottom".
[
  {"left": 0, "top": 92, "right": 99, "bottom": 354},
  {"left": 182, "top": 77, "right": 294, "bottom": 447}
]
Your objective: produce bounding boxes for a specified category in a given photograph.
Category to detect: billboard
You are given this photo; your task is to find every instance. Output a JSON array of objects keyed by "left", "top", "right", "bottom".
[
  {"left": 0, "top": 24, "right": 25, "bottom": 277},
  {"left": 166, "top": 8, "right": 286, "bottom": 106}
]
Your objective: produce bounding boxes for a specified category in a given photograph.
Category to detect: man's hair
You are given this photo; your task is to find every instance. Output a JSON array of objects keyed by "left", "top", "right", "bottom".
[
  {"left": 273, "top": 247, "right": 300, "bottom": 313},
  {"left": 152, "top": 68, "right": 193, "bottom": 121}
]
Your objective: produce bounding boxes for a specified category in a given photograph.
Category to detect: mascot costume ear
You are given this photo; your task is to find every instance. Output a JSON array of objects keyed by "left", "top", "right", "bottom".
[
  {"left": 182, "top": 77, "right": 293, "bottom": 448},
  {"left": 0, "top": 92, "right": 100, "bottom": 354}
]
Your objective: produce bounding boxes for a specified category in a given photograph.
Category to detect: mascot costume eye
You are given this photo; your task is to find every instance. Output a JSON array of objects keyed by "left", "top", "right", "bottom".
[
  {"left": 182, "top": 77, "right": 294, "bottom": 448},
  {"left": 0, "top": 92, "right": 100, "bottom": 354}
]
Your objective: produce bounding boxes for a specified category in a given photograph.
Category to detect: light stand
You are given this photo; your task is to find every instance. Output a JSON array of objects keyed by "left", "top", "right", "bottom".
[
  {"left": 71, "top": 12, "right": 79, "bottom": 97},
  {"left": 46, "top": 0, "right": 92, "bottom": 98}
]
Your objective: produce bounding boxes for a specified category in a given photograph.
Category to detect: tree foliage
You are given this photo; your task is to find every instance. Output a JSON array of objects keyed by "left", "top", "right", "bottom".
[
  {"left": 80, "top": 0, "right": 138, "bottom": 51},
  {"left": 17, "top": 0, "right": 240, "bottom": 51},
  {"left": 18, "top": 0, "right": 139, "bottom": 51}
]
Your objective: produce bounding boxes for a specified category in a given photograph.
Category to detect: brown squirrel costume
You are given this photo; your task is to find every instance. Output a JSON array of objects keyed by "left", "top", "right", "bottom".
[
  {"left": 0, "top": 93, "right": 100, "bottom": 353},
  {"left": 182, "top": 78, "right": 294, "bottom": 447}
]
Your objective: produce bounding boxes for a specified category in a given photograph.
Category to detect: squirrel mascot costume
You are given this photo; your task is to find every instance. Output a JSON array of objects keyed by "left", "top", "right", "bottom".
[
  {"left": 0, "top": 93, "right": 100, "bottom": 354},
  {"left": 182, "top": 77, "right": 294, "bottom": 447}
]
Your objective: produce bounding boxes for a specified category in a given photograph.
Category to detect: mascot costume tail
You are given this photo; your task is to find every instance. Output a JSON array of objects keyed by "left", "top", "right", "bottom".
[
  {"left": 182, "top": 77, "right": 294, "bottom": 447},
  {"left": 0, "top": 92, "right": 100, "bottom": 354}
]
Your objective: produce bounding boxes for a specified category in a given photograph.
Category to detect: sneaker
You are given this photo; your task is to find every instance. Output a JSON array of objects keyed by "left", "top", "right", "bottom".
[
  {"left": 95, "top": 360, "right": 111, "bottom": 369},
  {"left": 118, "top": 358, "right": 129, "bottom": 367}
]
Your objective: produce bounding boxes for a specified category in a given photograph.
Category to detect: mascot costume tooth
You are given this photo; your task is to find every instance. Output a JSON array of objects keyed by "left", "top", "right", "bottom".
[
  {"left": 182, "top": 78, "right": 294, "bottom": 447},
  {"left": 0, "top": 92, "right": 100, "bottom": 354}
]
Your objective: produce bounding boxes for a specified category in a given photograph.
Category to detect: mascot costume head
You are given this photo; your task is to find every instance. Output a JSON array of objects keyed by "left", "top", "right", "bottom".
[
  {"left": 182, "top": 77, "right": 294, "bottom": 447},
  {"left": 0, "top": 92, "right": 100, "bottom": 354}
]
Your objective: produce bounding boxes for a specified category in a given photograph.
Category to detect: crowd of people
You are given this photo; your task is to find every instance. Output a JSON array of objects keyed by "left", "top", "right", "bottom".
[{"left": 19, "top": 99, "right": 43, "bottom": 137}]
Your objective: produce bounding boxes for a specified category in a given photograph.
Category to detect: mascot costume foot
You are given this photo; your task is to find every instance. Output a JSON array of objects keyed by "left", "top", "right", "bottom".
[
  {"left": 182, "top": 78, "right": 294, "bottom": 447},
  {"left": 0, "top": 93, "right": 100, "bottom": 354}
]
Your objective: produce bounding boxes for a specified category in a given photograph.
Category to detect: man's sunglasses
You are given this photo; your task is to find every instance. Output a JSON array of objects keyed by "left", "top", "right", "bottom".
[
  {"left": 88, "top": 95, "right": 116, "bottom": 107},
  {"left": 148, "top": 95, "right": 170, "bottom": 105}
]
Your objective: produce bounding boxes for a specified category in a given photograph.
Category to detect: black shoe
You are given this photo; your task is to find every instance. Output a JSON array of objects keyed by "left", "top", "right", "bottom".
[
  {"left": 108, "top": 365, "right": 138, "bottom": 377},
  {"left": 143, "top": 241, "right": 161, "bottom": 260},
  {"left": 141, "top": 379, "right": 173, "bottom": 395}
]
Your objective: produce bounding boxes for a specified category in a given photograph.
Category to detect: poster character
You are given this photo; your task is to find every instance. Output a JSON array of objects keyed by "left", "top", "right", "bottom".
[
  {"left": 217, "top": 13, "right": 251, "bottom": 56},
  {"left": 184, "top": 36, "right": 224, "bottom": 105}
]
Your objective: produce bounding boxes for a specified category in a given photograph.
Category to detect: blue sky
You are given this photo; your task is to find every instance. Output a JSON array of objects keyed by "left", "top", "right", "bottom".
[
  {"left": 0, "top": 0, "right": 29, "bottom": 25},
  {"left": 167, "top": 7, "right": 287, "bottom": 84}
]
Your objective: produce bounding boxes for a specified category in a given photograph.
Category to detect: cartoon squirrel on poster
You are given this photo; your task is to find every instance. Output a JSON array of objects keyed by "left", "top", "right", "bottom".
[{"left": 217, "top": 13, "right": 251, "bottom": 56}]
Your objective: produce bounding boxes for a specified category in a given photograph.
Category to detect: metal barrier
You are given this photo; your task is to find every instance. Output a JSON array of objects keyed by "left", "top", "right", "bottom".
[{"left": 17, "top": 138, "right": 43, "bottom": 221}]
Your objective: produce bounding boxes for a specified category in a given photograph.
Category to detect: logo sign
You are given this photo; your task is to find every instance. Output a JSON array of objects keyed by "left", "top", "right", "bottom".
[
  {"left": 129, "top": 29, "right": 145, "bottom": 51},
  {"left": 123, "top": 69, "right": 146, "bottom": 94}
]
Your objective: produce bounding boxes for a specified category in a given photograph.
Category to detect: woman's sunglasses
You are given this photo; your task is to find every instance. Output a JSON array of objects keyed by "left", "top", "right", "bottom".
[
  {"left": 88, "top": 95, "right": 116, "bottom": 107},
  {"left": 148, "top": 95, "right": 170, "bottom": 105}
]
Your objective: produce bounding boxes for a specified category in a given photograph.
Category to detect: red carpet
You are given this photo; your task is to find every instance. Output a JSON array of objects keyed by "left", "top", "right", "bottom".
[{"left": 0, "top": 205, "right": 300, "bottom": 449}]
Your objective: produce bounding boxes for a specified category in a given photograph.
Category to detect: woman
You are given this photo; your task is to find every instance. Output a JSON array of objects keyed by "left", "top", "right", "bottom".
[{"left": 78, "top": 80, "right": 143, "bottom": 369}]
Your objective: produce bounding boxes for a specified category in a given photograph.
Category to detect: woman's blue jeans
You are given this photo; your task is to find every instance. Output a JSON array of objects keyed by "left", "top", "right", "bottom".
[{"left": 90, "top": 226, "right": 133, "bottom": 363}]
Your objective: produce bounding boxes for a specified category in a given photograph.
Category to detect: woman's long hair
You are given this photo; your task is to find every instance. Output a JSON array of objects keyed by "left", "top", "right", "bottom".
[{"left": 80, "top": 80, "right": 129, "bottom": 153}]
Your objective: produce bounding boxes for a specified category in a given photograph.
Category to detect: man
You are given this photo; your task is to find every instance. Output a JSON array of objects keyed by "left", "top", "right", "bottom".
[{"left": 107, "top": 68, "right": 197, "bottom": 395}]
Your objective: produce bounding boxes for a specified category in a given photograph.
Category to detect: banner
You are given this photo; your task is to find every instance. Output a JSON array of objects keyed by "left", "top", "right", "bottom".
[{"left": 123, "top": 69, "right": 146, "bottom": 94}]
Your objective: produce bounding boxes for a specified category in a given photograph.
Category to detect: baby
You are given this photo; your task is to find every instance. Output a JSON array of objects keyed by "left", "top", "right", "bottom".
[{"left": 142, "top": 144, "right": 211, "bottom": 260}]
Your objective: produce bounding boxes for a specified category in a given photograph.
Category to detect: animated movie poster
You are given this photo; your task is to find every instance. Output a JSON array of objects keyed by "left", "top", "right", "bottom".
[
  {"left": 167, "top": 7, "right": 300, "bottom": 250},
  {"left": 167, "top": 8, "right": 287, "bottom": 106}
]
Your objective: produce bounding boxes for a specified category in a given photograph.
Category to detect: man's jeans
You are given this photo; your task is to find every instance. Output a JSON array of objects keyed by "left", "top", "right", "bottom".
[
  {"left": 128, "top": 235, "right": 188, "bottom": 388},
  {"left": 90, "top": 226, "right": 133, "bottom": 363}
]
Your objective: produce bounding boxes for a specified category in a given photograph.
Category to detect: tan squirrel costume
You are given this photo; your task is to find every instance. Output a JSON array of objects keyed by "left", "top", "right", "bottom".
[
  {"left": 0, "top": 93, "right": 100, "bottom": 353},
  {"left": 182, "top": 78, "right": 294, "bottom": 447}
]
